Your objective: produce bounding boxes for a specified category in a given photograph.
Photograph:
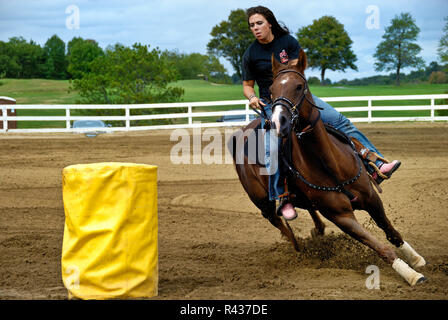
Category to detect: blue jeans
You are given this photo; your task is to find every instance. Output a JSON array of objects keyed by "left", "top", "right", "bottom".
[
  {"left": 261, "top": 95, "right": 384, "bottom": 201},
  {"left": 260, "top": 100, "right": 282, "bottom": 201}
]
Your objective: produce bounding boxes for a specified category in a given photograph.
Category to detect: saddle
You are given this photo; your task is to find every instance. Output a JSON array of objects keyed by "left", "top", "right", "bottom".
[
  {"left": 323, "top": 124, "right": 353, "bottom": 147},
  {"left": 323, "top": 124, "right": 390, "bottom": 180}
]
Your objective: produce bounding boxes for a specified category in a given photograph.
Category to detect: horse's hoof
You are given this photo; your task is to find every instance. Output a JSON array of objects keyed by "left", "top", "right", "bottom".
[
  {"left": 293, "top": 238, "right": 304, "bottom": 252},
  {"left": 311, "top": 228, "right": 324, "bottom": 239},
  {"left": 416, "top": 276, "right": 427, "bottom": 284},
  {"left": 411, "top": 257, "right": 426, "bottom": 269}
]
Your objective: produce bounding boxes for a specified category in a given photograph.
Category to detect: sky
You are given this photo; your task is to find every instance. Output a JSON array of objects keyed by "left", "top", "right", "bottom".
[{"left": 0, "top": 0, "right": 447, "bottom": 81}]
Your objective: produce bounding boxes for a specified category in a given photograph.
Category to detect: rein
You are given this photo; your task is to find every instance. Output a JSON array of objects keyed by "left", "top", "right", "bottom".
[{"left": 272, "top": 69, "right": 361, "bottom": 201}]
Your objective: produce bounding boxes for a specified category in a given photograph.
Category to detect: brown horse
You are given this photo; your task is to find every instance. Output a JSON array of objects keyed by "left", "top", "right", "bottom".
[{"left": 230, "top": 49, "right": 427, "bottom": 286}]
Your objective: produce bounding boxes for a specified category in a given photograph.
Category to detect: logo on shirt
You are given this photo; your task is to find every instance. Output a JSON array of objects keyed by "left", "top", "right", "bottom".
[{"left": 279, "top": 49, "right": 289, "bottom": 63}]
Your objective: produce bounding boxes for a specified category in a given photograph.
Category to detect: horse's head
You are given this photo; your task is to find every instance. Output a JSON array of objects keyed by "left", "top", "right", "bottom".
[{"left": 269, "top": 49, "right": 310, "bottom": 138}]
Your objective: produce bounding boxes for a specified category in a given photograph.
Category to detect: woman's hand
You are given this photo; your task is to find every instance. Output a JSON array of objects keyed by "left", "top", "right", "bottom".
[
  {"left": 243, "top": 81, "right": 266, "bottom": 111},
  {"left": 249, "top": 95, "right": 266, "bottom": 110}
]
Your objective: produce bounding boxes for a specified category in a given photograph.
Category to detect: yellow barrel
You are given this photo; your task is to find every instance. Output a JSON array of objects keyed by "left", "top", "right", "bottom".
[{"left": 61, "top": 162, "right": 158, "bottom": 299}]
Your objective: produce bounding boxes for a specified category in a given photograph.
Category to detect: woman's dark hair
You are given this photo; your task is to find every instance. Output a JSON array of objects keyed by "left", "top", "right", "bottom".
[{"left": 246, "top": 6, "right": 290, "bottom": 38}]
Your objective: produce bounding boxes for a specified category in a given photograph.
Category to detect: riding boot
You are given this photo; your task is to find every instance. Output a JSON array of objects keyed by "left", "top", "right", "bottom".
[
  {"left": 276, "top": 179, "right": 298, "bottom": 220},
  {"left": 277, "top": 197, "right": 297, "bottom": 221},
  {"left": 350, "top": 137, "right": 401, "bottom": 185},
  {"left": 371, "top": 160, "right": 401, "bottom": 184}
]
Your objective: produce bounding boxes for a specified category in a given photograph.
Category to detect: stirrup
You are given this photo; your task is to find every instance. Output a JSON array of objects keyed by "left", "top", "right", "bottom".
[
  {"left": 277, "top": 199, "right": 297, "bottom": 221},
  {"left": 351, "top": 137, "right": 390, "bottom": 165},
  {"left": 368, "top": 161, "right": 389, "bottom": 182},
  {"left": 351, "top": 137, "right": 393, "bottom": 184},
  {"left": 276, "top": 193, "right": 290, "bottom": 217},
  {"left": 276, "top": 177, "right": 291, "bottom": 216},
  {"left": 371, "top": 160, "right": 401, "bottom": 185}
]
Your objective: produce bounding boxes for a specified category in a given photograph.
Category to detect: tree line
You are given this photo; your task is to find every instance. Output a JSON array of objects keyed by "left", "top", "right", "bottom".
[
  {"left": 334, "top": 61, "right": 446, "bottom": 86},
  {"left": 0, "top": 35, "right": 230, "bottom": 83}
]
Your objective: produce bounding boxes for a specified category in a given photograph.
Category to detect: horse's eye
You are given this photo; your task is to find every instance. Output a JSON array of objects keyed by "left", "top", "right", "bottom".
[{"left": 296, "top": 84, "right": 303, "bottom": 91}]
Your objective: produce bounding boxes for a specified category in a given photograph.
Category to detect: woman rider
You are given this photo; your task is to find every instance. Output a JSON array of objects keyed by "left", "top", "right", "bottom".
[{"left": 242, "top": 6, "right": 401, "bottom": 220}]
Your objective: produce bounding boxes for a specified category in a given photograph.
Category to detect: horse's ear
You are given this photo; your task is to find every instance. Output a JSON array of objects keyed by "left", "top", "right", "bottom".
[
  {"left": 296, "top": 48, "right": 308, "bottom": 73},
  {"left": 271, "top": 53, "right": 282, "bottom": 75}
]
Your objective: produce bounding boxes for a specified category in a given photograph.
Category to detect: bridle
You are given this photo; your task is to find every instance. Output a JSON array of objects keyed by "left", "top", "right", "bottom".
[{"left": 271, "top": 69, "right": 323, "bottom": 139}]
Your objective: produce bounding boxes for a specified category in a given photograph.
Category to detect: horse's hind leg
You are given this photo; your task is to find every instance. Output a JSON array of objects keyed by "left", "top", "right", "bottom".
[
  {"left": 256, "top": 198, "right": 301, "bottom": 251},
  {"left": 308, "top": 209, "right": 326, "bottom": 238},
  {"left": 320, "top": 208, "right": 425, "bottom": 286},
  {"left": 365, "top": 193, "right": 426, "bottom": 269}
]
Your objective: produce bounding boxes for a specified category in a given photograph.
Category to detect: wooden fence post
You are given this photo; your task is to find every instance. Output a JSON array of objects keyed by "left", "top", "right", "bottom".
[
  {"left": 66, "top": 107, "right": 71, "bottom": 130},
  {"left": 430, "top": 98, "right": 435, "bottom": 122},
  {"left": 0, "top": 97, "right": 17, "bottom": 131}
]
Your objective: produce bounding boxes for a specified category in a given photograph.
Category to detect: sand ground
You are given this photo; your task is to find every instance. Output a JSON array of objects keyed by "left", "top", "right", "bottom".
[{"left": 0, "top": 122, "right": 447, "bottom": 299}]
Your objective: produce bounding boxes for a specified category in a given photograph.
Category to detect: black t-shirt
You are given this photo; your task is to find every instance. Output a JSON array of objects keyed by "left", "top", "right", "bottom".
[{"left": 242, "top": 34, "right": 300, "bottom": 100}]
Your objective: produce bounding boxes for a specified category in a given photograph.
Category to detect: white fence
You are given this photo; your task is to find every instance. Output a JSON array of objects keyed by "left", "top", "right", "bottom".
[{"left": 1, "top": 94, "right": 448, "bottom": 133}]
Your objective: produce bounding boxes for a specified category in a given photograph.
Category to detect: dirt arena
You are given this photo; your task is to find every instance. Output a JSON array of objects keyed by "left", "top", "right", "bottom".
[{"left": 0, "top": 122, "right": 447, "bottom": 300}]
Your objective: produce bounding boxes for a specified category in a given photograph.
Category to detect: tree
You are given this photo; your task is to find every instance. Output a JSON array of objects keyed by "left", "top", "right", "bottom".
[
  {"left": 207, "top": 9, "right": 253, "bottom": 82},
  {"left": 374, "top": 13, "right": 424, "bottom": 85},
  {"left": 71, "top": 43, "right": 183, "bottom": 105},
  {"left": 164, "top": 50, "right": 228, "bottom": 82},
  {"left": 70, "top": 43, "right": 184, "bottom": 126},
  {"left": 437, "top": 16, "right": 448, "bottom": 68},
  {"left": 67, "top": 37, "right": 104, "bottom": 79},
  {"left": 296, "top": 16, "right": 357, "bottom": 84},
  {"left": 428, "top": 71, "right": 446, "bottom": 84},
  {"left": 307, "top": 76, "right": 321, "bottom": 85},
  {"left": 43, "top": 35, "right": 67, "bottom": 79},
  {"left": 0, "top": 37, "right": 45, "bottom": 78},
  {"left": 206, "top": 55, "right": 228, "bottom": 81},
  {"left": 0, "top": 40, "right": 21, "bottom": 78}
]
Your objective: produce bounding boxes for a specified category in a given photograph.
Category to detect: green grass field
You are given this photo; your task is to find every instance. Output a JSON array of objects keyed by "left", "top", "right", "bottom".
[{"left": 0, "top": 78, "right": 447, "bottom": 128}]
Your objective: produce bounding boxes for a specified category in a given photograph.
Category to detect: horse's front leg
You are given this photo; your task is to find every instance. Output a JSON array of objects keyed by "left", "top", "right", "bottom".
[
  {"left": 257, "top": 198, "right": 301, "bottom": 251},
  {"left": 364, "top": 193, "right": 426, "bottom": 269},
  {"left": 308, "top": 208, "right": 326, "bottom": 238}
]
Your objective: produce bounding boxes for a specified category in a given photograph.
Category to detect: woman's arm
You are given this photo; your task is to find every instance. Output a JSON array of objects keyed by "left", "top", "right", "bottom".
[{"left": 243, "top": 80, "right": 266, "bottom": 110}]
